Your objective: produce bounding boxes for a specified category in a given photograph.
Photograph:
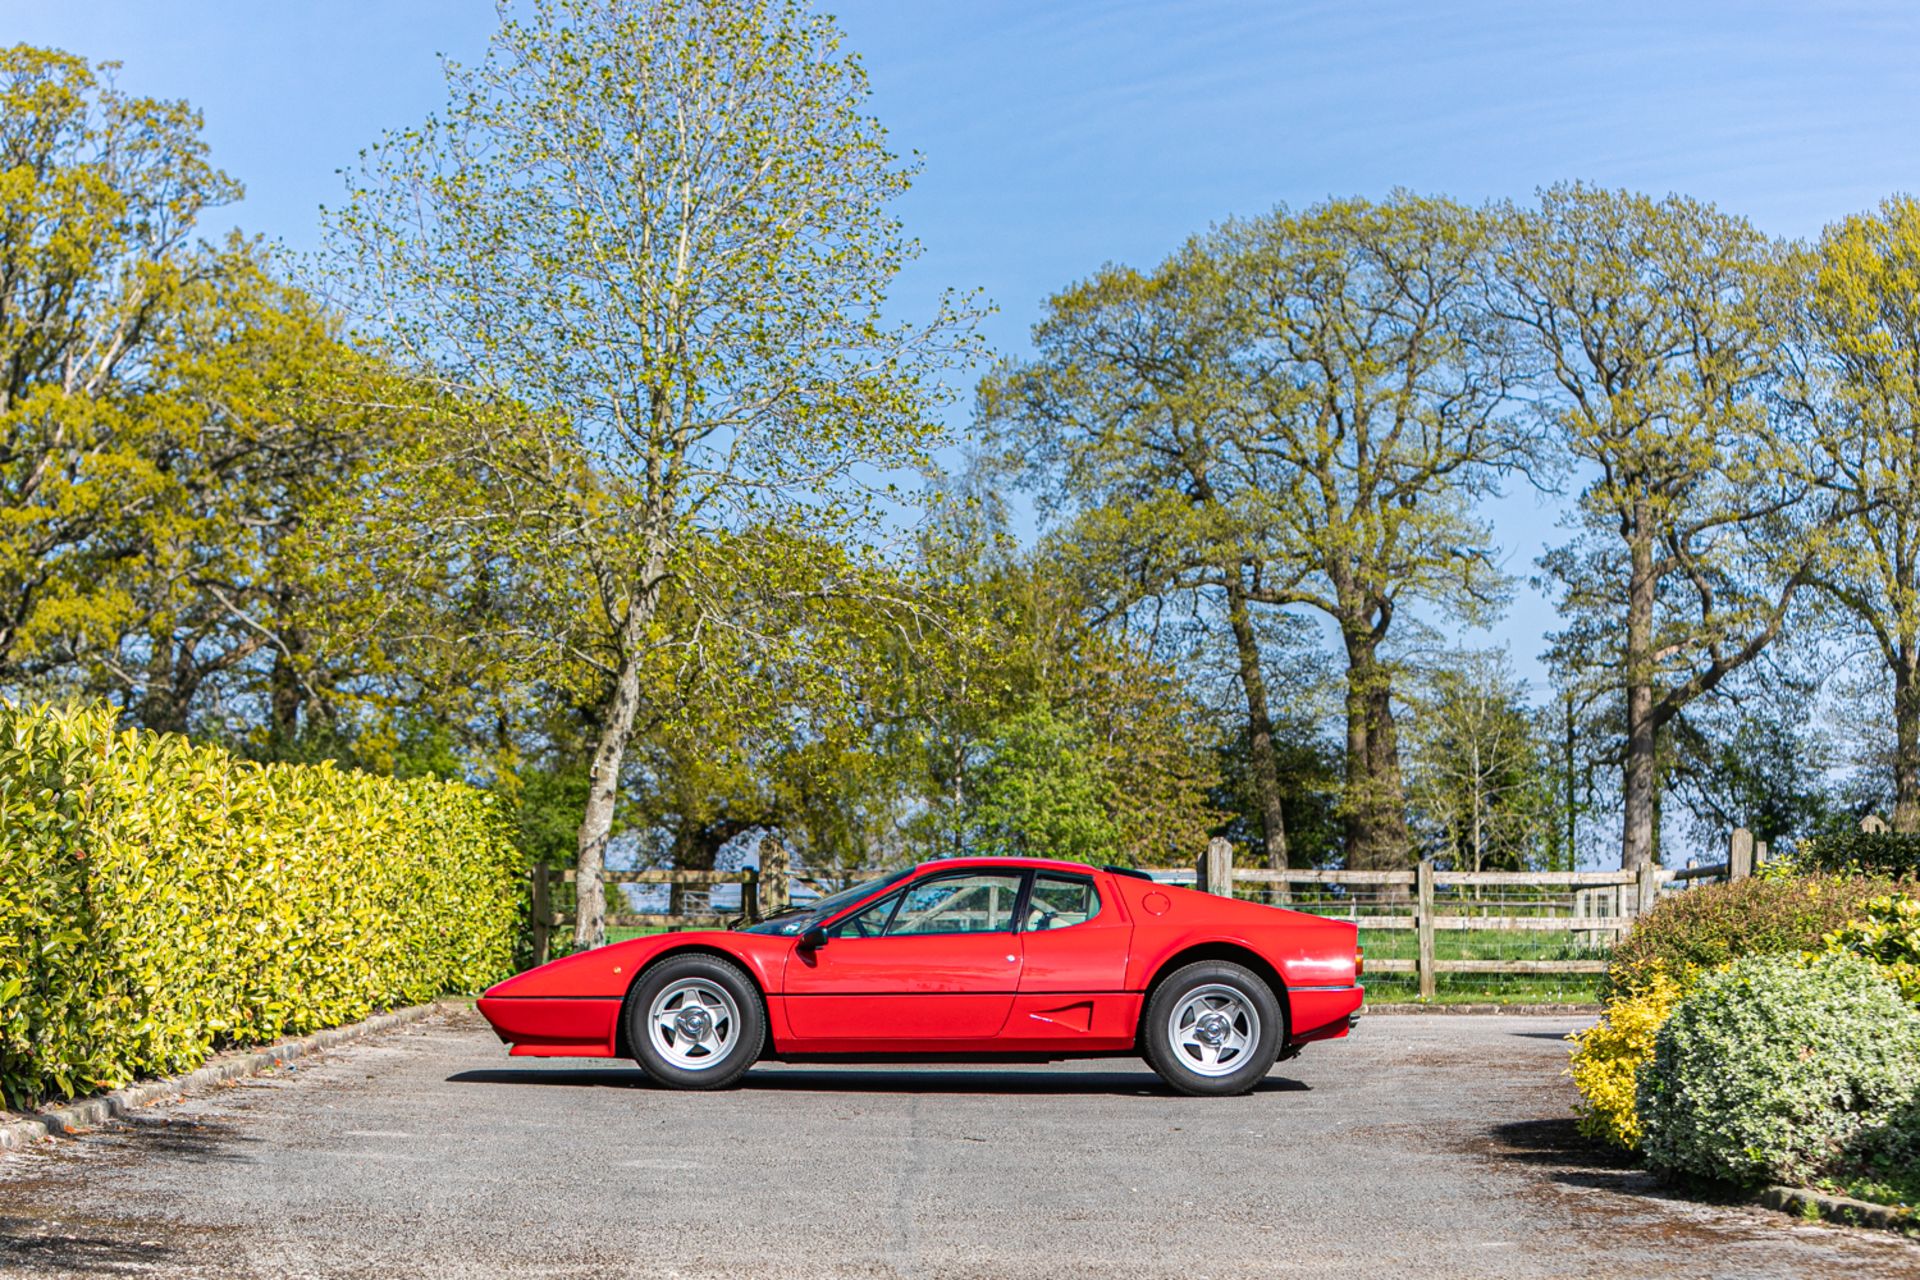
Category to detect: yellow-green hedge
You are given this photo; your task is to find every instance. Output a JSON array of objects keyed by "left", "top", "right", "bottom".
[{"left": 0, "top": 703, "right": 523, "bottom": 1106}]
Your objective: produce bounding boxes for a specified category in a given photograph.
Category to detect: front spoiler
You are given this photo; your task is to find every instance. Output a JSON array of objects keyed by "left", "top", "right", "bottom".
[{"left": 477, "top": 995, "right": 623, "bottom": 1057}]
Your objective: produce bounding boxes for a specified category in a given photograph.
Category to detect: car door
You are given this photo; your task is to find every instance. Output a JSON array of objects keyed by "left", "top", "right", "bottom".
[
  {"left": 1016, "top": 871, "right": 1130, "bottom": 993},
  {"left": 1005, "top": 870, "right": 1135, "bottom": 1043},
  {"left": 782, "top": 869, "right": 1027, "bottom": 1042}
]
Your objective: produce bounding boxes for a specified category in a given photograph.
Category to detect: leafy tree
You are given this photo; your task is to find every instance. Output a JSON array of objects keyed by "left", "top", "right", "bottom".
[
  {"left": 1663, "top": 693, "right": 1840, "bottom": 851},
  {"left": 80, "top": 246, "right": 402, "bottom": 741},
  {"left": 1405, "top": 650, "right": 1554, "bottom": 871},
  {"left": 0, "top": 44, "right": 240, "bottom": 685},
  {"left": 885, "top": 505, "right": 1223, "bottom": 868},
  {"left": 1793, "top": 195, "right": 1920, "bottom": 831},
  {"left": 981, "top": 258, "right": 1298, "bottom": 875},
  {"left": 1215, "top": 195, "right": 1526, "bottom": 869},
  {"left": 988, "top": 193, "right": 1525, "bottom": 870},
  {"left": 0, "top": 48, "right": 405, "bottom": 742},
  {"left": 968, "top": 707, "right": 1121, "bottom": 862},
  {"left": 1493, "top": 185, "right": 1813, "bottom": 872},
  {"left": 325, "top": 0, "right": 974, "bottom": 945}
]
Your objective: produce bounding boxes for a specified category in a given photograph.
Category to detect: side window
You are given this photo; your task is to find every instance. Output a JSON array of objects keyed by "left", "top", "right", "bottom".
[
  {"left": 830, "top": 891, "right": 902, "bottom": 938},
  {"left": 1026, "top": 875, "right": 1100, "bottom": 931},
  {"left": 887, "top": 873, "right": 1024, "bottom": 936}
]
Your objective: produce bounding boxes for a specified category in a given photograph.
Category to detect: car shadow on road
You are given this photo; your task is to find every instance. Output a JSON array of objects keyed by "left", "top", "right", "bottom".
[
  {"left": 1481, "top": 1116, "right": 1850, "bottom": 1250},
  {"left": 1486, "top": 1117, "right": 1670, "bottom": 1195},
  {"left": 447, "top": 1066, "right": 1310, "bottom": 1097},
  {"left": 10, "top": 1114, "right": 259, "bottom": 1169},
  {"left": 0, "top": 1217, "right": 180, "bottom": 1277}
]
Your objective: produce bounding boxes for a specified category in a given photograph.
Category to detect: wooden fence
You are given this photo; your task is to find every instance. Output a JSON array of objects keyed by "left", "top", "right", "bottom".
[
  {"left": 1189, "top": 828, "right": 1774, "bottom": 998},
  {"left": 531, "top": 823, "right": 1797, "bottom": 986},
  {"left": 530, "top": 838, "right": 807, "bottom": 966}
]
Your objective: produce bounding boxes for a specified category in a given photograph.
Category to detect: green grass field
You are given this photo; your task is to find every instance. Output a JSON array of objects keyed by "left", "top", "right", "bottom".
[
  {"left": 602, "top": 918, "right": 1605, "bottom": 1005},
  {"left": 1351, "top": 924, "right": 1607, "bottom": 1005},
  {"left": 606, "top": 924, "right": 675, "bottom": 944}
]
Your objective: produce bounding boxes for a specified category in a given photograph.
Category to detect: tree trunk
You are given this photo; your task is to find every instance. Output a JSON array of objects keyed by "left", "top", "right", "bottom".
[
  {"left": 1471, "top": 741, "right": 1484, "bottom": 875},
  {"left": 1894, "top": 650, "right": 1920, "bottom": 833},
  {"left": 1341, "top": 626, "right": 1411, "bottom": 871},
  {"left": 1621, "top": 525, "right": 1658, "bottom": 872},
  {"left": 138, "top": 630, "right": 190, "bottom": 735},
  {"left": 1224, "top": 574, "right": 1290, "bottom": 888},
  {"left": 269, "top": 625, "right": 306, "bottom": 750},
  {"left": 667, "top": 822, "right": 696, "bottom": 920},
  {"left": 669, "top": 817, "right": 751, "bottom": 916},
  {"left": 951, "top": 734, "right": 967, "bottom": 858},
  {"left": 573, "top": 563, "right": 665, "bottom": 950},
  {"left": 1562, "top": 689, "right": 1577, "bottom": 872}
]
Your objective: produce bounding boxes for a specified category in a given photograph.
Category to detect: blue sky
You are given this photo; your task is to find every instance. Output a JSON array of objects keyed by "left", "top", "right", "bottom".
[{"left": 14, "top": 0, "right": 1920, "bottom": 689}]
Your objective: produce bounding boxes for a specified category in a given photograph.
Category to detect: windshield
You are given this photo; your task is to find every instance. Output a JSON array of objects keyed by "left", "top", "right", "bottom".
[{"left": 738, "top": 868, "right": 915, "bottom": 936}]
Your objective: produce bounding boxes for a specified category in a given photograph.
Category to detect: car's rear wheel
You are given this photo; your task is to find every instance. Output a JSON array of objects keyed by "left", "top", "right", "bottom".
[
  {"left": 628, "top": 954, "right": 765, "bottom": 1090},
  {"left": 1142, "top": 961, "right": 1282, "bottom": 1096}
]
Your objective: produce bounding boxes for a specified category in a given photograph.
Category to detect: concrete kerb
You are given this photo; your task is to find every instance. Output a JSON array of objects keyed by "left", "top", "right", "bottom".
[
  {"left": 1756, "top": 1185, "right": 1916, "bottom": 1235},
  {"left": 0, "top": 1001, "right": 447, "bottom": 1153}
]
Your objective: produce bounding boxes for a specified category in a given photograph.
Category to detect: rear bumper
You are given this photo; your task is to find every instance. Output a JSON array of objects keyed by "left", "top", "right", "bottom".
[{"left": 1286, "top": 984, "right": 1365, "bottom": 1044}]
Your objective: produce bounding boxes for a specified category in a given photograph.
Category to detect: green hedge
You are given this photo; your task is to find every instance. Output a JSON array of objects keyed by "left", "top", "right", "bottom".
[
  {"left": 1791, "top": 831, "right": 1920, "bottom": 878},
  {"left": 1605, "top": 874, "right": 1907, "bottom": 999},
  {"left": 0, "top": 704, "right": 523, "bottom": 1106}
]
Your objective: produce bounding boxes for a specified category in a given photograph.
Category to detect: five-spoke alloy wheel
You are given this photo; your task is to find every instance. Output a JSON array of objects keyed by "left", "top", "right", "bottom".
[
  {"left": 628, "top": 954, "right": 765, "bottom": 1089},
  {"left": 1142, "top": 960, "right": 1283, "bottom": 1096}
]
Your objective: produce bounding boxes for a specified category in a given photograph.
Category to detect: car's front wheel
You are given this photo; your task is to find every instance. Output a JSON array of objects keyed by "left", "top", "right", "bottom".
[
  {"left": 1142, "top": 961, "right": 1283, "bottom": 1096},
  {"left": 628, "top": 954, "right": 766, "bottom": 1090}
]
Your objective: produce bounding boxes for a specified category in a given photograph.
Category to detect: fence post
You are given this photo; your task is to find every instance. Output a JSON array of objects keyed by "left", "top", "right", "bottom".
[
  {"left": 1729, "top": 826, "right": 1754, "bottom": 881},
  {"left": 1636, "top": 861, "right": 1658, "bottom": 923},
  {"left": 759, "top": 835, "right": 790, "bottom": 917},
  {"left": 531, "top": 863, "right": 551, "bottom": 968},
  {"left": 741, "top": 866, "right": 760, "bottom": 924},
  {"left": 1415, "top": 858, "right": 1436, "bottom": 1001},
  {"left": 1198, "top": 836, "right": 1234, "bottom": 897}
]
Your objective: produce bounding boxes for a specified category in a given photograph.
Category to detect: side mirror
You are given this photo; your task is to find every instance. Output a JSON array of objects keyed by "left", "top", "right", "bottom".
[{"left": 799, "top": 924, "right": 829, "bottom": 951}]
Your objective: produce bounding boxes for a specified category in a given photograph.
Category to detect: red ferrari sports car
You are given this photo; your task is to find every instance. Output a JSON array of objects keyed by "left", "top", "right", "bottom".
[{"left": 478, "top": 856, "right": 1363, "bottom": 1096}]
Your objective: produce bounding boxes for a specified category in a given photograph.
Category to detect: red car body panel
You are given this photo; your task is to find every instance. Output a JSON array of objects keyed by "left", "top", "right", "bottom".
[{"left": 477, "top": 857, "right": 1363, "bottom": 1066}]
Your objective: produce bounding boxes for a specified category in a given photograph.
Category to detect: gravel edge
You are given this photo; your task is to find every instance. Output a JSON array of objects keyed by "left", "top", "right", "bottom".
[
  {"left": 0, "top": 1001, "right": 446, "bottom": 1152},
  {"left": 1360, "top": 1002, "right": 1601, "bottom": 1016},
  {"left": 1756, "top": 1185, "right": 1916, "bottom": 1235}
]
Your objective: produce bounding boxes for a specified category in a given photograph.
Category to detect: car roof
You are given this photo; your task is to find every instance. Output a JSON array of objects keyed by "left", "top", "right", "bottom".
[{"left": 909, "top": 855, "right": 1108, "bottom": 876}]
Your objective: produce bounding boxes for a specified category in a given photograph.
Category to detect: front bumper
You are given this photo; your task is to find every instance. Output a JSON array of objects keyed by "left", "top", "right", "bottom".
[{"left": 476, "top": 995, "right": 623, "bottom": 1058}]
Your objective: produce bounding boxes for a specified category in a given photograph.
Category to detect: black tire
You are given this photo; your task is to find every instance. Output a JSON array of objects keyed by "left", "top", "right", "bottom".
[
  {"left": 627, "top": 954, "right": 766, "bottom": 1090},
  {"left": 1141, "top": 960, "right": 1284, "bottom": 1097}
]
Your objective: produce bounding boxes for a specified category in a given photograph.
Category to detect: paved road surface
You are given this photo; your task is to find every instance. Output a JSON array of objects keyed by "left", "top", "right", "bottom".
[{"left": 1, "top": 1006, "right": 1916, "bottom": 1278}]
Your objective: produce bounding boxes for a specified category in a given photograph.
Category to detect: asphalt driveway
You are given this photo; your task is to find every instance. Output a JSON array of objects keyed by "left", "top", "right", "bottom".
[{"left": 1, "top": 1006, "right": 1915, "bottom": 1278}]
